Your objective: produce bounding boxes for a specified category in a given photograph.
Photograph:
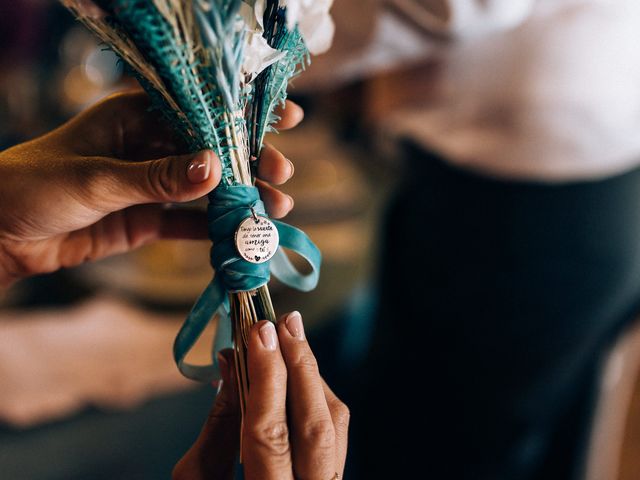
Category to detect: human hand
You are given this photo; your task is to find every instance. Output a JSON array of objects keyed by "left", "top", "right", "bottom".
[
  {"left": 173, "top": 312, "right": 350, "bottom": 480},
  {"left": 0, "top": 90, "right": 302, "bottom": 287}
]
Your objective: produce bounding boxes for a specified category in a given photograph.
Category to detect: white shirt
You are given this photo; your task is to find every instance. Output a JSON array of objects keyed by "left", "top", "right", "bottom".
[{"left": 382, "top": 0, "right": 640, "bottom": 181}]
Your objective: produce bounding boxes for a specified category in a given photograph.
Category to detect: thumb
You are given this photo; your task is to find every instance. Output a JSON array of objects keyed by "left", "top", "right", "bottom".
[
  {"left": 173, "top": 349, "right": 241, "bottom": 480},
  {"left": 101, "top": 150, "right": 222, "bottom": 210}
]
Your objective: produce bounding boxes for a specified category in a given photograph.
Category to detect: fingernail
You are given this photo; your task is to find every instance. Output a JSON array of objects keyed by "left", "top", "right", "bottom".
[
  {"left": 285, "top": 311, "right": 305, "bottom": 340},
  {"left": 216, "top": 379, "right": 224, "bottom": 396},
  {"left": 259, "top": 322, "right": 278, "bottom": 351},
  {"left": 286, "top": 159, "right": 295, "bottom": 179},
  {"left": 286, "top": 194, "right": 295, "bottom": 210},
  {"left": 187, "top": 151, "right": 211, "bottom": 183}
]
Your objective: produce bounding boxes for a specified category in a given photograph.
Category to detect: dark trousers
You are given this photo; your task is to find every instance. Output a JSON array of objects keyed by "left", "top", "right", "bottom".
[{"left": 350, "top": 144, "right": 640, "bottom": 479}]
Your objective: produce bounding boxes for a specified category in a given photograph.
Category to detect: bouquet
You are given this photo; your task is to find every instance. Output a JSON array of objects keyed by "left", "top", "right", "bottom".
[{"left": 61, "top": 0, "right": 334, "bottom": 416}]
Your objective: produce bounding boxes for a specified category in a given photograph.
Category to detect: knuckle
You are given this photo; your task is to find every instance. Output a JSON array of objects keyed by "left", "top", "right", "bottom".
[
  {"left": 68, "top": 159, "right": 121, "bottom": 210},
  {"left": 290, "top": 350, "right": 319, "bottom": 371},
  {"left": 332, "top": 402, "right": 351, "bottom": 429},
  {"left": 246, "top": 420, "right": 291, "bottom": 457},
  {"left": 147, "top": 158, "right": 181, "bottom": 201},
  {"left": 300, "top": 419, "right": 335, "bottom": 449},
  {"left": 69, "top": 160, "right": 102, "bottom": 196}
]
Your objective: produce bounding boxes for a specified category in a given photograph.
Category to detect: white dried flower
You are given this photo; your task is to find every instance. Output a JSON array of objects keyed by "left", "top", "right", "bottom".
[
  {"left": 243, "top": 0, "right": 335, "bottom": 55},
  {"left": 281, "top": 0, "right": 335, "bottom": 55},
  {"left": 239, "top": 1, "right": 285, "bottom": 81}
]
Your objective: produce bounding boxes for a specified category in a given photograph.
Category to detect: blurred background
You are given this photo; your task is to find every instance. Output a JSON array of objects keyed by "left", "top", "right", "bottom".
[{"left": 1, "top": 1, "right": 640, "bottom": 479}]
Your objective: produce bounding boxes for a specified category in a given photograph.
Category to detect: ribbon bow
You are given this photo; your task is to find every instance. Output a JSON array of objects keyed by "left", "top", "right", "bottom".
[{"left": 173, "top": 184, "right": 321, "bottom": 381}]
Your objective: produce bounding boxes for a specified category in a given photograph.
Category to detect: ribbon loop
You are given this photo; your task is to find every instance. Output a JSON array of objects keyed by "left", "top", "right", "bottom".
[
  {"left": 272, "top": 221, "right": 322, "bottom": 292},
  {"left": 173, "top": 278, "right": 230, "bottom": 382},
  {"left": 173, "top": 184, "right": 321, "bottom": 381}
]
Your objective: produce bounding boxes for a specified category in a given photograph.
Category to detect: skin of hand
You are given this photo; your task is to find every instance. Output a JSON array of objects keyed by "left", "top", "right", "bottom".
[
  {"left": 0, "top": 90, "right": 303, "bottom": 288},
  {"left": 173, "top": 311, "right": 350, "bottom": 480}
]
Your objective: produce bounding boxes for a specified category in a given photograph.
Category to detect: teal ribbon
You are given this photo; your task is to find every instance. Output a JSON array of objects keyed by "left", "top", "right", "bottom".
[{"left": 173, "top": 185, "right": 321, "bottom": 381}]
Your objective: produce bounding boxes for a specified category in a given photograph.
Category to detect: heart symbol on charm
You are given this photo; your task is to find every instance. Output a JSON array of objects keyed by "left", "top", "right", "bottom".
[{"left": 255, "top": 256, "right": 261, "bottom": 262}]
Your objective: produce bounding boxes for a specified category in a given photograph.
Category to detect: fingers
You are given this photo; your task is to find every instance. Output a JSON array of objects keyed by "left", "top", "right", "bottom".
[
  {"left": 81, "top": 147, "right": 295, "bottom": 220},
  {"left": 172, "top": 349, "right": 240, "bottom": 480},
  {"left": 322, "top": 380, "right": 350, "bottom": 476},
  {"left": 273, "top": 100, "right": 304, "bottom": 131},
  {"left": 254, "top": 143, "right": 295, "bottom": 219},
  {"left": 257, "top": 144, "right": 294, "bottom": 185},
  {"left": 256, "top": 179, "right": 294, "bottom": 219},
  {"left": 253, "top": 100, "right": 302, "bottom": 212},
  {"left": 243, "top": 321, "right": 293, "bottom": 480},
  {"left": 91, "top": 146, "right": 292, "bottom": 219},
  {"left": 63, "top": 91, "right": 298, "bottom": 215},
  {"left": 53, "top": 205, "right": 207, "bottom": 269},
  {"left": 66, "top": 92, "right": 301, "bottom": 161},
  {"left": 127, "top": 149, "right": 221, "bottom": 205},
  {"left": 82, "top": 150, "right": 221, "bottom": 212},
  {"left": 277, "top": 312, "right": 337, "bottom": 480}
]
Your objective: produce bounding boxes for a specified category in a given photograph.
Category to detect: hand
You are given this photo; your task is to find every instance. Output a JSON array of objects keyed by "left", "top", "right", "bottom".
[
  {"left": 173, "top": 312, "right": 350, "bottom": 480},
  {"left": 0, "top": 90, "right": 303, "bottom": 287}
]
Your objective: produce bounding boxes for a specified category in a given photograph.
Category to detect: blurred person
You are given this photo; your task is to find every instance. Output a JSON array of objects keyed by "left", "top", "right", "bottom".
[{"left": 319, "top": 0, "right": 640, "bottom": 479}]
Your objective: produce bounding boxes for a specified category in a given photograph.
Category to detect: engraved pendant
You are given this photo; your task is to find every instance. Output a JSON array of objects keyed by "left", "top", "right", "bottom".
[{"left": 235, "top": 215, "right": 280, "bottom": 264}]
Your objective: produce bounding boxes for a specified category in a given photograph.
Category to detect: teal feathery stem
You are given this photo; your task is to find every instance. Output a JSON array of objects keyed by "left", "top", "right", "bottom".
[
  {"left": 247, "top": 0, "right": 309, "bottom": 160},
  {"left": 109, "top": 0, "right": 245, "bottom": 183}
]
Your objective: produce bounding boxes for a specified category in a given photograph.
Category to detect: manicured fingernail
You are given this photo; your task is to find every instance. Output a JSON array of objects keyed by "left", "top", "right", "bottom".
[
  {"left": 285, "top": 311, "right": 305, "bottom": 340},
  {"left": 286, "top": 159, "right": 295, "bottom": 179},
  {"left": 286, "top": 194, "right": 294, "bottom": 210},
  {"left": 187, "top": 151, "right": 211, "bottom": 183},
  {"left": 259, "top": 322, "right": 278, "bottom": 351}
]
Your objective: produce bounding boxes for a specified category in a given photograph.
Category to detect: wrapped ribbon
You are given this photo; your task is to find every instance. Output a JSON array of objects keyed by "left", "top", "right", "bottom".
[{"left": 173, "top": 185, "right": 321, "bottom": 381}]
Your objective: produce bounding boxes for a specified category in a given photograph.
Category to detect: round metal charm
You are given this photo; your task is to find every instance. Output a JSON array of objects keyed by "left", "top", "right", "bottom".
[{"left": 234, "top": 215, "right": 280, "bottom": 264}]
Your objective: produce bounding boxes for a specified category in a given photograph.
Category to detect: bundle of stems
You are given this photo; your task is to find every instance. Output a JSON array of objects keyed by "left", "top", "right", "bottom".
[
  {"left": 231, "top": 287, "right": 275, "bottom": 417},
  {"left": 61, "top": 0, "right": 328, "bottom": 423}
]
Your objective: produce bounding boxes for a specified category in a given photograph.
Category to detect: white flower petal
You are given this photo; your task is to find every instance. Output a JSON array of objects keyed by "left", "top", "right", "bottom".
[
  {"left": 254, "top": 0, "right": 266, "bottom": 29},
  {"left": 280, "top": 0, "right": 335, "bottom": 54},
  {"left": 242, "top": 32, "right": 286, "bottom": 82},
  {"left": 239, "top": 1, "right": 263, "bottom": 30},
  {"left": 299, "top": 13, "right": 335, "bottom": 55}
]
